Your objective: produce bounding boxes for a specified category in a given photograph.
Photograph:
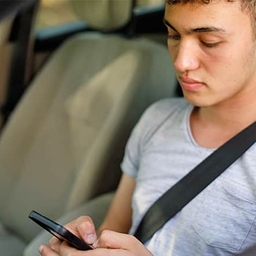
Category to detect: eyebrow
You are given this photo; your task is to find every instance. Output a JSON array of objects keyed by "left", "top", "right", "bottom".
[{"left": 163, "top": 18, "right": 226, "bottom": 35}]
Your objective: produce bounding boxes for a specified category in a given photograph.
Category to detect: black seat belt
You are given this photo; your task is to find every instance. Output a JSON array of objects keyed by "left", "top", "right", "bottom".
[
  {"left": 134, "top": 121, "right": 256, "bottom": 243},
  {"left": 1, "top": 0, "right": 38, "bottom": 125}
]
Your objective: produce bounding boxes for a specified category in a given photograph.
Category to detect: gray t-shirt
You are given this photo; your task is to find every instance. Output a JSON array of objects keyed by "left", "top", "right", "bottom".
[{"left": 121, "top": 98, "right": 256, "bottom": 255}]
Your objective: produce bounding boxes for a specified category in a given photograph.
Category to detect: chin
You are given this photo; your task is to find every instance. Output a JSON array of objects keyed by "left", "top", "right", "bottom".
[{"left": 183, "top": 93, "right": 214, "bottom": 107}]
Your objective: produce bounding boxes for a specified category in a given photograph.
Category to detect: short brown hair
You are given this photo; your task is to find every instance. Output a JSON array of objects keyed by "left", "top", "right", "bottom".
[{"left": 166, "top": 0, "right": 256, "bottom": 35}]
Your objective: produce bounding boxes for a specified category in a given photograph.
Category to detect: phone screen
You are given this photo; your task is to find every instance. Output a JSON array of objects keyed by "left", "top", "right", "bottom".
[{"left": 29, "top": 210, "right": 93, "bottom": 251}]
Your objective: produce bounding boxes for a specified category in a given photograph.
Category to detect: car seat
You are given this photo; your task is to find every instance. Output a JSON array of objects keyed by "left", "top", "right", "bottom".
[{"left": 0, "top": 0, "right": 178, "bottom": 255}]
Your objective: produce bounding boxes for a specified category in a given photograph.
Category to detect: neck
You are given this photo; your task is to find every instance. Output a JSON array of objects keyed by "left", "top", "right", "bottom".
[
  {"left": 200, "top": 99, "right": 256, "bottom": 130},
  {"left": 190, "top": 96, "right": 256, "bottom": 148},
  {"left": 195, "top": 82, "right": 256, "bottom": 129}
]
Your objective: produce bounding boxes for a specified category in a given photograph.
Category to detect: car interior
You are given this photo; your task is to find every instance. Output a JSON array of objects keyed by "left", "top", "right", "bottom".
[{"left": 0, "top": 0, "right": 180, "bottom": 255}]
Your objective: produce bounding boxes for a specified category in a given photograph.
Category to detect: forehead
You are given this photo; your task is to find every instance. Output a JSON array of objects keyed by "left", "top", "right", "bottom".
[{"left": 164, "top": 1, "right": 250, "bottom": 33}]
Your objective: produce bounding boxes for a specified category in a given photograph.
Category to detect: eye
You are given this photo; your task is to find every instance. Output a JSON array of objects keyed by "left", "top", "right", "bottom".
[
  {"left": 200, "top": 36, "right": 222, "bottom": 48},
  {"left": 168, "top": 34, "right": 181, "bottom": 41},
  {"left": 201, "top": 41, "right": 220, "bottom": 48}
]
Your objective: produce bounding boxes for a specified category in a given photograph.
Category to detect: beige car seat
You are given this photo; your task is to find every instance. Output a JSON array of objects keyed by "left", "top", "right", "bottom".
[{"left": 0, "top": 0, "right": 178, "bottom": 255}]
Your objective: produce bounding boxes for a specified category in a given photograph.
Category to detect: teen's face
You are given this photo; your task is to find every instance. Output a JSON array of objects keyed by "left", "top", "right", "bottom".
[{"left": 164, "top": 1, "right": 256, "bottom": 107}]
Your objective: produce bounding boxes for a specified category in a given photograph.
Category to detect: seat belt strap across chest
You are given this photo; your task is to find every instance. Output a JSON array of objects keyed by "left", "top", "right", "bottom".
[{"left": 134, "top": 121, "right": 256, "bottom": 243}]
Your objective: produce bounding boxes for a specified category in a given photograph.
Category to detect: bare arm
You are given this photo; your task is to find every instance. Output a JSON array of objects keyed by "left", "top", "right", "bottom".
[{"left": 97, "top": 173, "right": 136, "bottom": 234}]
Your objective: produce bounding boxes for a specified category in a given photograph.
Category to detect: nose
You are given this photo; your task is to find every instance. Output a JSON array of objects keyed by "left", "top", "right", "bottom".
[{"left": 173, "top": 41, "right": 200, "bottom": 73}]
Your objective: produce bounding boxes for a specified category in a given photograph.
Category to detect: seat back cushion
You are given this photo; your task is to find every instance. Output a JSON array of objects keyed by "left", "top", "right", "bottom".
[{"left": 0, "top": 33, "right": 177, "bottom": 241}]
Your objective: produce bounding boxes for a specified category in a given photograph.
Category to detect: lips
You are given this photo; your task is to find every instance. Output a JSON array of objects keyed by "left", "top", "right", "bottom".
[{"left": 179, "top": 76, "right": 205, "bottom": 91}]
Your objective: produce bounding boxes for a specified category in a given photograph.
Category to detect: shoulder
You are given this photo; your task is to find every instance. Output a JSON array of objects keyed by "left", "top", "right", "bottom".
[
  {"left": 132, "top": 97, "right": 190, "bottom": 144},
  {"left": 121, "top": 97, "right": 191, "bottom": 177},
  {"left": 145, "top": 97, "right": 189, "bottom": 117},
  {"left": 138, "top": 97, "right": 190, "bottom": 129}
]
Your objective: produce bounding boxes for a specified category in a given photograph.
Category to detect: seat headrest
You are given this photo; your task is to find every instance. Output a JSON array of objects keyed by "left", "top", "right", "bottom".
[{"left": 69, "top": 0, "right": 134, "bottom": 31}]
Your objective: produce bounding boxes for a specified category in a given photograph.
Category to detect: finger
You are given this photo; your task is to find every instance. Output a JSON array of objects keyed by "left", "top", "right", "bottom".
[
  {"left": 65, "top": 216, "right": 98, "bottom": 244},
  {"left": 76, "top": 216, "right": 97, "bottom": 244},
  {"left": 95, "top": 230, "right": 140, "bottom": 249},
  {"left": 49, "top": 236, "right": 62, "bottom": 252},
  {"left": 94, "top": 230, "right": 153, "bottom": 255},
  {"left": 40, "top": 242, "right": 91, "bottom": 256},
  {"left": 59, "top": 241, "right": 95, "bottom": 256},
  {"left": 49, "top": 236, "right": 59, "bottom": 245},
  {"left": 39, "top": 244, "right": 59, "bottom": 256},
  {"left": 48, "top": 216, "right": 97, "bottom": 252}
]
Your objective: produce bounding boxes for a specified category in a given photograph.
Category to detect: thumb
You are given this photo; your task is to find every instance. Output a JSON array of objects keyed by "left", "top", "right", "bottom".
[
  {"left": 94, "top": 230, "right": 153, "bottom": 255},
  {"left": 65, "top": 216, "right": 98, "bottom": 245}
]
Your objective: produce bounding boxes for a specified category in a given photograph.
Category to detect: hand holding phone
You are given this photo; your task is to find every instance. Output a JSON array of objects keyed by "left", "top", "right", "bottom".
[{"left": 29, "top": 210, "right": 93, "bottom": 251}]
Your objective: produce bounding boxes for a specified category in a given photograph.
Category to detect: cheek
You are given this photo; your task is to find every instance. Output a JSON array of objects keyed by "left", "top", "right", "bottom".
[
  {"left": 202, "top": 47, "right": 241, "bottom": 79},
  {"left": 206, "top": 59, "right": 240, "bottom": 88},
  {"left": 206, "top": 46, "right": 256, "bottom": 95},
  {"left": 222, "top": 43, "right": 256, "bottom": 82}
]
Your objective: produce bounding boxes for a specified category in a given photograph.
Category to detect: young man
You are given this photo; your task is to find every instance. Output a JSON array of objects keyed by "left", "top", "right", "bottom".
[{"left": 39, "top": 0, "right": 256, "bottom": 255}]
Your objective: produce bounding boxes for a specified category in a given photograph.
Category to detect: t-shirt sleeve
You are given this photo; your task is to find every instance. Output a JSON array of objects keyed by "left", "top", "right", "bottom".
[
  {"left": 121, "top": 98, "right": 182, "bottom": 178},
  {"left": 120, "top": 113, "right": 143, "bottom": 178}
]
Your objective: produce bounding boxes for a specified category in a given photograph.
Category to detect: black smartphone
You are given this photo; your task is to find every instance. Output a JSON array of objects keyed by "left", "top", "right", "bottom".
[{"left": 29, "top": 210, "right": 93, "bottom": 251}]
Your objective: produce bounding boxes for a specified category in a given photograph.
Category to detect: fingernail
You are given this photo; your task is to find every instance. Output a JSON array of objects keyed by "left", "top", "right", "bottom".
[
  {"left": 92, "top": 239, "right": 99, "bottom": 249},
  {"left": 86, "top": 233, "right": 97, "bottom": 244},
  {"left": 38, "top": 245, "right": 43, "bottom": 253}
]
